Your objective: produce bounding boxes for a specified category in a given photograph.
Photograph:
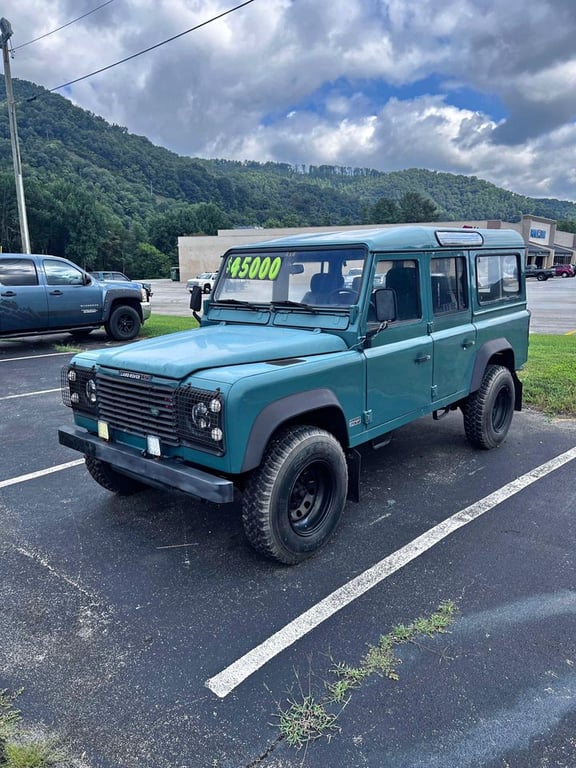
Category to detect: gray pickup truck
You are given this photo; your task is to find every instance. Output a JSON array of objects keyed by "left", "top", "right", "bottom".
[{"left": 0, "top": 253, "right": 150, "bottom": 340}]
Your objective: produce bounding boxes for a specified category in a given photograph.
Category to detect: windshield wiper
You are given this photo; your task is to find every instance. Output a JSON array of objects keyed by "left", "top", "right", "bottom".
[
  {"left": 213, "top": 298, "right": 263, "bottom": 311},
  {"left": 270, "top": 300, "right": 316, "bottom": 312}
]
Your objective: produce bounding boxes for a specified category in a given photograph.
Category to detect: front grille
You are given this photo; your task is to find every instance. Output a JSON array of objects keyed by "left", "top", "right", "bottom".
[{"left": 96, "top": 372, "right": 178, "bottom": 445}]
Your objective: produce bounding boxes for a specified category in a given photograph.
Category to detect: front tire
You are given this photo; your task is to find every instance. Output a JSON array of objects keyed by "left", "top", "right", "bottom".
[
  {"left": 241, "top": 426, "right": 348, "bottom": 564},
  {"left": 105, "top": 305, "right": 141, "bottom": 341},
  {"left": 463, "top": 365, "right": 515, "bottom": 449},
  {"left": 85, "top": 456, "right": 145, "bottom": 495}
]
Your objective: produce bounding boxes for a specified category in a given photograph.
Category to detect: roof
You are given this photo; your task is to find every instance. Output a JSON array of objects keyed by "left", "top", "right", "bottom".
[{"left": 231, "top": 225, "right": 525, "bottom": 253}]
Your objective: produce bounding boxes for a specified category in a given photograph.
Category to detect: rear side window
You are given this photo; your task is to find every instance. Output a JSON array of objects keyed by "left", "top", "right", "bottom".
[
  {"left": 431, "top": 256, "right": 468, "bottom": 314},
  {"left": 0, "top": 258, "right": 39, "bottom": 286},
  {"left": 476, "top": 254, "right": 521, "bottom": 304}
]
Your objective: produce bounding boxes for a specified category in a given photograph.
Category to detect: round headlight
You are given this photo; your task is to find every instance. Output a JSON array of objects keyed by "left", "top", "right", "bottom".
[
  {"left": 71, "top": 393, "right": 80, "bottom": 404},
  {"left": 208, "top": 398, "right": 222, "bottom": 414},
  {"left": 211, "top": 427, "right": 223, "bottom": 442},
  {"left": 192, "top": 402, "right": 209, "bottom": 429},
  {"left": 85, "top": 379, "right": 97, "bottom": 404},
  {"left": 68, "top": 369, "right": 77, "bottom": 383}
]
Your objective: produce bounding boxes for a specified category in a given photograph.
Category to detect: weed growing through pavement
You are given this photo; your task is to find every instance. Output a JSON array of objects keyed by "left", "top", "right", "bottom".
[
  {"left": 274, "top": 600, "right": 458, "bottom": 750},
  {"left": 0, "top": 690, "right": 72, "bottom": 768}
]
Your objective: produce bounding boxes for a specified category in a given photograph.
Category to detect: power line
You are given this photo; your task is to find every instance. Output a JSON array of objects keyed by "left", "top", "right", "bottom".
[
  {"left": 12, "top": 0, "right": 116, "bottom": 52},
  {"left": 41, "top": 0, "right": 256, "bottom": 96}
]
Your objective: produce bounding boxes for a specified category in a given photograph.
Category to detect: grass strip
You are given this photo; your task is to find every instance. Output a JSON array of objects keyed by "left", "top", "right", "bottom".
[{"left": 520, "top": 334, "right": 576, "bottom": 417}]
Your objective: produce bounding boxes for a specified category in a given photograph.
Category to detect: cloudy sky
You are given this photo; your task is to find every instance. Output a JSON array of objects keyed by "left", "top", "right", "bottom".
[{"left": 6, "top": 0, "right": 576, "bottom": 200}]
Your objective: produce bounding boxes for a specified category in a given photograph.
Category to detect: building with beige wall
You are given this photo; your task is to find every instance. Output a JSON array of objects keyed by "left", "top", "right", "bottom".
[{"left": 178, "top": 215, "right": 575, "bottom": 281}]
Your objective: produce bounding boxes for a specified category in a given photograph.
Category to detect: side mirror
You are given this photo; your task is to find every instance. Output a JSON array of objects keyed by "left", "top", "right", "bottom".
[
  {"left": 373, "top": 288, "right": 397, "bottom": 322},
  {"left": 189, "top": 285, "right": 202, "bottom": 311}
]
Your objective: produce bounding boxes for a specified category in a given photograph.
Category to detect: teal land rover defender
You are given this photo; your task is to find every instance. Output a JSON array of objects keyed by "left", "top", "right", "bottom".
[{"left": 59, "top": 226, "right": 530, "bottom": 564}]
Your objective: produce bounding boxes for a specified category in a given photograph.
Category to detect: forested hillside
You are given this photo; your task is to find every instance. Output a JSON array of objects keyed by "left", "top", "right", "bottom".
[{"left": 1, "top": 77, "right": 575, "bottom": 278}]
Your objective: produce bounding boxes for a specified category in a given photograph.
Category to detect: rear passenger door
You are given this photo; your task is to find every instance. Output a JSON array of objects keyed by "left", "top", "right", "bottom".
[
  {"left": 429, "top": 253, "right": 476, "bottom": 401},
  {"left": 0, "top": 257, "right": 48, "bottom": 333}
]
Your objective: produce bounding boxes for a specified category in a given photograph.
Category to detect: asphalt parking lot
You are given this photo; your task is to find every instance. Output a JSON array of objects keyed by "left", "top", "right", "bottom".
[{"left": 0, "top": 280, "right": 575, "bottom": 768}]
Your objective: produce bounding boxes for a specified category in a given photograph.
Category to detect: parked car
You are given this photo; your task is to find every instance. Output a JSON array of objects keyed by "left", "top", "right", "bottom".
[
  {"left": 553, "top": 264, "right": 575, "bottom": 278},
  {"left": 60, "top": 225, "right": 530, "bottom": 564},
  {"left": 1, "top": 254, "right": 149, "bottom": 340},
  {"left": 525, "top": 264, "right": 555, "bottom": 281},
  {"left": 343, "top": 267, "right": 363, "bottom": 288},
  {"left": 90, "top": 271, "right": 153, "bottom": 300},
  {"left": 186, "top": 271, "right": 219, "bottom": 294}
]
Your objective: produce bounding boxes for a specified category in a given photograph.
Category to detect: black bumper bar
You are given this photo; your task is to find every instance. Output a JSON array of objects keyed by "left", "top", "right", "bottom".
[{"left": 58, "top": 425, "right": 235, "bottom": 504}]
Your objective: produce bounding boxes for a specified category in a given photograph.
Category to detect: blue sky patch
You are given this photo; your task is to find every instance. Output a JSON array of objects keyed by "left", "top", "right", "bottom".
[{"left": 261, "top": 74, "right": 508, "bottom": 125}]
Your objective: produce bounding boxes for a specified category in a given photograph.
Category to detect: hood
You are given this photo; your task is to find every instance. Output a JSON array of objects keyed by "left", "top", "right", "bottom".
[{"left": 90, "top": 325, "right": 347, "bottom": 379}]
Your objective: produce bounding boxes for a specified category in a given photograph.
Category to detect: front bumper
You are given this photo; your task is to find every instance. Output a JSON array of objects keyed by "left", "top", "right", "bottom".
[
  {"left": 58, "top": 425, "right": 234, "bottom": 503},
  {"left": 141, "top": 300, "right": 152, "bottom": 321}
]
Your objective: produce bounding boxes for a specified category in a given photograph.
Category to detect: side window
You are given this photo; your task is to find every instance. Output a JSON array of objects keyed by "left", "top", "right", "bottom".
[
  {"left": 374, "top": 259, "right": 421, "bottom": 321},
  {"left": 431, "top": 256, "right": 468, "bottom": 315},
  {"left": 0, "top": 258, "right": 39, "bottom": 286},
  {"left": 43, "top": 260, "right": 85, "bottom": 286},
  {"left": 476, "top": 254, "right": 520, "bottom": 304}
]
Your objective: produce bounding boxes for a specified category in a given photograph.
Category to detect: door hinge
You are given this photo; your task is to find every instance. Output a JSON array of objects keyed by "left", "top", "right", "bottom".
[
  {"left": 431, "top": 384, "right": 438, "bottom": 399},
  {"left": 362, "top": 409, "right": 373, "bottom": 425}
]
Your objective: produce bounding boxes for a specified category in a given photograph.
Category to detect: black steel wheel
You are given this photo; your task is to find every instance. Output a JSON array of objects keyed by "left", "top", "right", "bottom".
[
  {"left": 463, "top": 364, "right": 515, "bottom": 449},
  {"left": 85, "top": 456, "right": 145, "bottom": 495},
  {"left": 104, "top": 305, "right": 141, "bottom": 341},
  {"left": 242, "top": 426, "right": 348, "bottom": 564}
]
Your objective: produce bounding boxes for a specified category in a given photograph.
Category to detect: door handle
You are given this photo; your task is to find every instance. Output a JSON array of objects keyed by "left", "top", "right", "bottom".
[
  {"left": 49, "top": 290, "right": 63, "bottom": 295},
  {"left": 462, "top": 339, "right": 475, "bottom": 349},
  {"left": 415, "top": 354, "right": 431, "bottom": 363},
  {"left": 1, "top": 290, "right": 16, "bottom": 297}
]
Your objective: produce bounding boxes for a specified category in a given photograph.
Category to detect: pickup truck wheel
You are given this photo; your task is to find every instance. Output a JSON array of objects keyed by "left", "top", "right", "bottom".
[
  {"left": 463, "top": 365, "right": 515, "bottom": 449},
  {"left": 242, "top": 426, "right": 348, "bottom": 564},
  {"left": 536, "top": 273, "right": 547, "bottom": 281},
  {"left": 85, "top": 456, "right": 145, "bottom": 495},
  {"left": 105, "top": 305, "right": 141, "bottom": 341}
]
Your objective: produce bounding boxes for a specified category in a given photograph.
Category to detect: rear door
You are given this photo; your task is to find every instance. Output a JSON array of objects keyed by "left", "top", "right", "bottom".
[
  {"left": 429, "top": 253, "right": 476, "bottom": 402},
  {"left": 0, "top": 257, "right": 48, "bottom": 333}
]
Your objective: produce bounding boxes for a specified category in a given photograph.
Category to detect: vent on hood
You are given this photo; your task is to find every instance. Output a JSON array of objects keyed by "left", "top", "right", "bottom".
[{"left": 267, "top": 358, "right": 305, "bottom": 366}]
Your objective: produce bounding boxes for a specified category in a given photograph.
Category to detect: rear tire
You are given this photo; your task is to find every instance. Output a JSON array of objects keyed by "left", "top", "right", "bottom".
[
  {"left": 242, "top": 426, "right": 348, "bottom": 564},
  {"left": 105, "top": 305, "right": 141, "bottom": 341},
  {"left": 85, "top": 456, "right": 145, "bottom": 495},
  {"left": 463, "top": 365, "right": 515, "bottom": 449}
]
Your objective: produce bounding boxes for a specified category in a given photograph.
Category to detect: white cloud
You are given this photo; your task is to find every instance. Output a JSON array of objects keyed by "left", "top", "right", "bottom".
[{"left": 6, "top": 0, "right": 576, "bottom": 200}]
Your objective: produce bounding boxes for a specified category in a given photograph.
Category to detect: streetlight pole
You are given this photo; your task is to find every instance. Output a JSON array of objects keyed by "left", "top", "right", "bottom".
[{"left": 1, "top": 17, "right": 31, "bottom": 253}]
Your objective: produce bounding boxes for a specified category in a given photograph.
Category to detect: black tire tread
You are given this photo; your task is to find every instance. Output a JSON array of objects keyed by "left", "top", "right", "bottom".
[
  {"left": 85, "top": 456, "right": 144, "bottom": 495},
  {"left": 105, "top": 305, "right": 141, "bottom": 341},
  {"left": 463, "top": 364, "right": 514, "bottom": 449},
  {"left": 242, "top": 426, "right": 347, "bottom": 564}
]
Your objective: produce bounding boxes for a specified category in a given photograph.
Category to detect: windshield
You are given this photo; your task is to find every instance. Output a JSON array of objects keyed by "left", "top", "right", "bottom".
[{"left": 213, "top": 247, "right": 366, "bottom": 307}]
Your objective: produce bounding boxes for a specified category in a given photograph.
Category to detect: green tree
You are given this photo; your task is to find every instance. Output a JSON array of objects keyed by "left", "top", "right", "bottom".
[
  {"left": 369, "top": 197, "right": 401, "bottom": 224},
  {"left": 399, "top": 191, "right": 440, "bottom": 222}
]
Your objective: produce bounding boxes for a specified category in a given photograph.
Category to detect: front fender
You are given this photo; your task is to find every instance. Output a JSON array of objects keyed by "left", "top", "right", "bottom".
[
  {"left": 102, "top": 288, "right": 144, "bottom": 321},
  {"left": 241, "top": 388, "right": 344, "bottom": 472}
]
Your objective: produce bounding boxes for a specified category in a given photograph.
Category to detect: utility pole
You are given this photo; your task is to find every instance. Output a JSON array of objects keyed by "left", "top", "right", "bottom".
[{"left": 1, "top": 17, "right": 31, "bottom": 253}]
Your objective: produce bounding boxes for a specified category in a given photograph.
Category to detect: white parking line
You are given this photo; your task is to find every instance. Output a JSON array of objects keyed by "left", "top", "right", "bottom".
[
  {"left": 0, "top": 389, "right": 60, "bottom": 401},
  {"left": 0, "top": 459, "right": 85, "bottom": 489},
  {"left": 205, "top": 445, "right": 576, "bottom": 698},
  {"left": 0, "top": 352, "right": 75, "bottom": 363}
]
